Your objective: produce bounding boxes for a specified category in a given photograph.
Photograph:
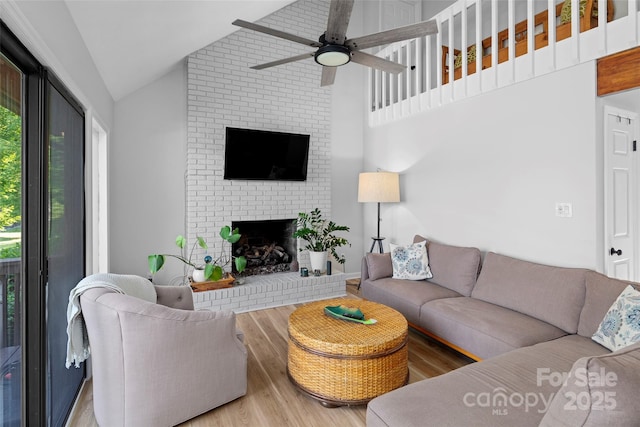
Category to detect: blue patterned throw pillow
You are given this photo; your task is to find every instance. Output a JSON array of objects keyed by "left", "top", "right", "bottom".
[
  {"left": 389, "top": 240, "right": 433, "bottom": 280},
  {"left": 592, "top": 285, "right": 640, "bottom": 351}
]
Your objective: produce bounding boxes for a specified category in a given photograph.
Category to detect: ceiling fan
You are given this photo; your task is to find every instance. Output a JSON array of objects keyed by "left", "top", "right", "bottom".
[{"left": 232, "top": 0, "right": 437, "bottom": 87}]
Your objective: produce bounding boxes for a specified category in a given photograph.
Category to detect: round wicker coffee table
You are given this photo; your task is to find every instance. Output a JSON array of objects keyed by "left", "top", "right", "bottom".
[{"left": 287, "top": 298, "right": 409, "bottom": 407}]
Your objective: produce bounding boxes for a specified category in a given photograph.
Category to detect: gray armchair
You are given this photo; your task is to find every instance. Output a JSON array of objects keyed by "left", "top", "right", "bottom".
[{"left": 80, "top": 283, "right": 247, "bottom": 426}]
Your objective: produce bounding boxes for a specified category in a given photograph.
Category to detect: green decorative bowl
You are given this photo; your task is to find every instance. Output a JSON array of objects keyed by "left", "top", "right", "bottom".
[{"left": 324, "top": 305, "right": 377, "bottom": 325}]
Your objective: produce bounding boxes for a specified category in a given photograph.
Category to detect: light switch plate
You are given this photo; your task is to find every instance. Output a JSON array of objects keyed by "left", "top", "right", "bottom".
[{"left": 555, "top": 202, "right": 572, "bottom": 218}]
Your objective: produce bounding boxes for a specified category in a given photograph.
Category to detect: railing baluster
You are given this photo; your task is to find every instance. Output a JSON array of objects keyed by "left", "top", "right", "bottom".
[
  {"left": 507, "top": 0, "right": 515, "bottom": 83},
  {"left": 476, "top": 0, "right": 482, "bottom": 91},
  {"left": 370, "top": 67, "right": 375, "bottom": 113},
  {"left": 413, "top": 38, "right": 420, "bottom": 111},
  {"left": 596, "top": 0, "right": 606, "bottom": 56},
  {"left": 631, "top": 0, "right": 639, "bottom": 44},
  {"left": 374, "top": 68, "right": 379, "bottom": 113},
  {"left": 571, "top": 0, "right": 579, "bottom": 63},
  {"left": 526, "top": 0, "right": 535, "bottom": 78},
  {"left": 491, "top": 0, "right": 498, "bottom": 85},
  {"left": 369, "top": 0, "right": 631, "bottom": 125},
  {"left": 548, "top": 0, "right": 556, "bottom": 71},
  {"left": 381, "top": 68, "right": 387, "bottom": 118},
  {"left": 462, "top": 0, "right": 468, "bottom": 88},
  {"left": 425, "top": 34, "right": 432, "bottom": 109},
  {"left": 436, "top": 15, "right": 443, "bottom": 91},
  {"left": 508, "top": 0, "right": 515, "bottom": 63},
  {"left": 414, "top": 38, "right": 420, "bottom": 96},
  {"left": 448, "top": 9, "right": 455, "bottom": 99},
  {"left": 393, "top": 50, "right": 399, "bottom": 117},
  {"left": 408, "top": 41, "right": 412, "bottom": 112},
  {"left": 405, "top": 42, "right": 410, "bottom": 107},
  {"left": 0, "top": 259, "right": 21, "bottom": 348}
]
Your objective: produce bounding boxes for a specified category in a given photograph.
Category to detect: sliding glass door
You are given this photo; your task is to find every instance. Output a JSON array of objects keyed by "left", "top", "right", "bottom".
[
  {"left": 0, "top": 51, "right": 23, "bottom": 427},
  {"left": 1, "top": 21, "right": 86, "bottom": 426},
  {"left": 46, "top": 78, "right": 85, "bottom": 427}
]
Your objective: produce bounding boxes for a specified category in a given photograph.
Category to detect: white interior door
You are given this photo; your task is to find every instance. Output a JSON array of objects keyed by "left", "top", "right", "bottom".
[{"left": 604, "top": 106, "right": 638, "bottom": 281}]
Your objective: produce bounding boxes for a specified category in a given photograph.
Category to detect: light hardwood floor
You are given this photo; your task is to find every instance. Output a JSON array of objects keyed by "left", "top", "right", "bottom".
[{"left": 68, "top": 282, "right": 472, "bottom": 426}]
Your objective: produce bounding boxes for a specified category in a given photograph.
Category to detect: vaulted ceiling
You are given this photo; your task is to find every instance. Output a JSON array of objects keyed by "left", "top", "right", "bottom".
[{"left": 63, "top": 0, "right": 295, "bottom": 101}]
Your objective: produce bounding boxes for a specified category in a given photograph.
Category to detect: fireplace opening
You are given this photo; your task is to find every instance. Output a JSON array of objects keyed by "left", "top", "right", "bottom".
[{"left": 232, "top": 219, "right": 297, "bottom": 276}]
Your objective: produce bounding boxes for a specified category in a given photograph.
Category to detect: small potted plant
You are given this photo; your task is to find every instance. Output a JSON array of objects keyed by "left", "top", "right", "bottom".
[
  {"left": 148, "top": 225, "right": 247, "bottom": 285},
  {"left": 293, "top": 208, "right": 350, "bottom": 273}
]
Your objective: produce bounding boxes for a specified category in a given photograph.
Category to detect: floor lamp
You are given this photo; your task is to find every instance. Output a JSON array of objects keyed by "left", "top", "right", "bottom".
[{"left": 358, "top": 171, "right": 400, "bottom": 253}]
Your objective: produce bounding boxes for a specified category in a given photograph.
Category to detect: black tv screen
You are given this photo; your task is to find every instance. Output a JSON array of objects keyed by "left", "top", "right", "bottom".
[{"left": 224, "top": 127, "right": 310, "bottom": 181}]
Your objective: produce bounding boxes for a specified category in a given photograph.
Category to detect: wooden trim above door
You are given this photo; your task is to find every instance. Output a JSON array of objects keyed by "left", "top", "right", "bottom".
[{"left": 597, "top": 46, "right": 640, "bottom": 96}]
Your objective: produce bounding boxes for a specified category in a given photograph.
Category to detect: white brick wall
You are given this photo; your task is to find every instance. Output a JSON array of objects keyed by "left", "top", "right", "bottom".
[
  {"left": 192, "top": 272, "right": 347, "bottom": 313},
  {"left": 186, "top": 0, "right": 333, "bottom": 266}
]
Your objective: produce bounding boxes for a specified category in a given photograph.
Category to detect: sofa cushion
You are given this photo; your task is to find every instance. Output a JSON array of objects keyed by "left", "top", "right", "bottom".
[
  {"left": 413, "top": 235, "right": 481, "bottom": 296},
  {"left": 578, "top": 271, "right": 640, "bottom": 337},
  {"left": 420, "top": 297, "right": 568, "bottom": 359},
  {"left": 592, "top": 285, "right": 640, "bottom": 351},
  {"left": 539, "top": 342, "right": 640, "bottom": 427},
  {"left": 367, "top": 335, "right": 609, "bottom": 427},
  {"left": 154, "top": 285, "right": 194, "bottom": 310},
  {"left": 471, "top": 252, "right": 587, "bottom": 333},
  {"left": 360, "top": 277, "right": 461, "bottom": 325},
  {"left": 365, "top": 252, "right": 393, "bottom": 280},
  {"left": 390, "top": 240, "right": 433, "bottom": 280}
]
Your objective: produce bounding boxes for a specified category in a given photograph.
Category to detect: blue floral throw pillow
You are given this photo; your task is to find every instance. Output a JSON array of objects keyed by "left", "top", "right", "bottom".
[
  {"left": 592, "top": 285, "right": 640, "bottom": 351},
  {"left": 389, "top": 240, "right": 433, "bottom": 280}
]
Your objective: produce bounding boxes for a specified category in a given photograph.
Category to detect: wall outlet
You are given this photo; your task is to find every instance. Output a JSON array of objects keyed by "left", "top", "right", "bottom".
[{"left": 555, "top": 202, "right": 573, "bottom": 218}]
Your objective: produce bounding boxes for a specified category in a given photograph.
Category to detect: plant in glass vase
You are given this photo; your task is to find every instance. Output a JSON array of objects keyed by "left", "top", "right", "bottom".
[
  {"left": 148, "top": 226, "right": 247, "bottom": 284},
  {"left": 292, "top": 208, "right": 350, "bottom": 273}
]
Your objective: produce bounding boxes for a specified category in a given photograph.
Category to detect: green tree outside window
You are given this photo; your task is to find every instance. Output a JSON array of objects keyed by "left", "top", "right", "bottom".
[{"left": 0, "top": 105, "right": 22, "bottom": 259}]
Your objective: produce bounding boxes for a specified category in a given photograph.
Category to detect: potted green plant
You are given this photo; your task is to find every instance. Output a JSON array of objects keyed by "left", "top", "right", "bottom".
[
  {"left": 148, "top": 225, "right": 247, "bottom": 284},
  {"left": 292, "top": 208, "right": 350, "bottom": 273}
]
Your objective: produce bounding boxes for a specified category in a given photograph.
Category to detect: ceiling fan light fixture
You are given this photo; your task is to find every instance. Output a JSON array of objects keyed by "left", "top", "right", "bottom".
[{"left": 314, "top": 44, "right": 351, "bottom": 67}]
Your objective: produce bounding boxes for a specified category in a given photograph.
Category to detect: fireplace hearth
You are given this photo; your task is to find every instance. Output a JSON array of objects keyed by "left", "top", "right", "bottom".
[{"left": 232, "top": 219, "right": 297, "bottom": 276}]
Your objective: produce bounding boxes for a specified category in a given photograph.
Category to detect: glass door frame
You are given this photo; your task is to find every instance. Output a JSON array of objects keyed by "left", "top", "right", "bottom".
[
  {"left": 1, "top": 20, "right": 86, "bottom": 426},
  {"left": 1, "top": 19, "right": 47, "bottom": 426},
  {"left": 45, "top": 70, "right": 86, "bottom": 427}
]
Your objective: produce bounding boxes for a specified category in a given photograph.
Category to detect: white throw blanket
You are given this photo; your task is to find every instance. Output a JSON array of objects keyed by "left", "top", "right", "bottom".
[{"left": 65, "top": 273, "right": 157, "bottom": 368}]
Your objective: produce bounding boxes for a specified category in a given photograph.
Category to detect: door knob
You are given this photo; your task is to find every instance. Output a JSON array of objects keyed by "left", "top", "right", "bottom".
[{"left": 610, "top": 247, "right": 623, "bottom": 256}]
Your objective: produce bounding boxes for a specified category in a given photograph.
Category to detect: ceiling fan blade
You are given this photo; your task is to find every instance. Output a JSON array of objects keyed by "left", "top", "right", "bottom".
[
  {"left": 325, "top": 0, "right": 355, "bottom": 44},
  {"left": 350, "top": 51, "right": 405, "bottom": 74},
  {"left": 232, "top": 19, "right": 322, "bottom": 48},
  {"left": 250, "top": 52, "right": 315, "bottom": 70},
  {"left": 346, "top": 19, "right": 438, "bottom": 51},
  {"left": 321, "top": 66, "right": 337, "bottom": 87}
]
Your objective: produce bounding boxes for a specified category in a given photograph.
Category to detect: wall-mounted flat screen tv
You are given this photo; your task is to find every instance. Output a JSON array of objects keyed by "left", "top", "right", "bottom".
[{"left": 224, "top": 127, "right": 310, "bottom": 181}]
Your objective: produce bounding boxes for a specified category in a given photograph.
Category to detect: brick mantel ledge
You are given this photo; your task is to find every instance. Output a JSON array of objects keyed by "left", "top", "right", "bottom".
[{"left": 192, "top": 272, "right": 347, "bottom": 313}]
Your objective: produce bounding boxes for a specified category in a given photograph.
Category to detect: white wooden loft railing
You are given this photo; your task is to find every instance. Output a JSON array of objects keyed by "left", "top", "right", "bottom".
[{"left": 369, "top": 0, "right": 640, "bottom": 126}]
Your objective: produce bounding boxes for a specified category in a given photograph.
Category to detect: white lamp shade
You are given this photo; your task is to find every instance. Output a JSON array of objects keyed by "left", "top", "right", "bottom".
[{"left": 358, "top": 172, "right": 400, "bottom": 203}]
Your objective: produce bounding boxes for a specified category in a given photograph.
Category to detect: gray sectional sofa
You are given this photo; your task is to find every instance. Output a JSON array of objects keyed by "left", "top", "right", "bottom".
[{"left": 360, "top": 236, "right": 640, "bottom": 426}]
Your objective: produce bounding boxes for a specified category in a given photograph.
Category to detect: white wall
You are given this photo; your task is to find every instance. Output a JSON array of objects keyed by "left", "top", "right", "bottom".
[
  {"left": 331, "top": 1, "right": 366, "bottom": 274},
  {"left": 108, "top": 0, "right": 366, "bottom": 279},
  {"left": 110, "top": 65, "right": 187, "bottom": 283},
  {"left": 363, "top": 61, "right": 600, "bottom": 269},
  {"left": 600, "top": 88, "right": 640, "bottom": 112},
  {"left": 4, "top": 0, "right": 113, "bottom": 127},
  {"left": 3, "top": 0, "right": 115, "bottom": 275},
  {"left": 15, "top": 0, "right": 613, "bottom": 279}
]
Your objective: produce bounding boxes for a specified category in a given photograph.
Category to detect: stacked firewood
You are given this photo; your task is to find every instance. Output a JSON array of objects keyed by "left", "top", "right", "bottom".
[{"left": 235, "top": 243, "right": 291, "bottom": 267}]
